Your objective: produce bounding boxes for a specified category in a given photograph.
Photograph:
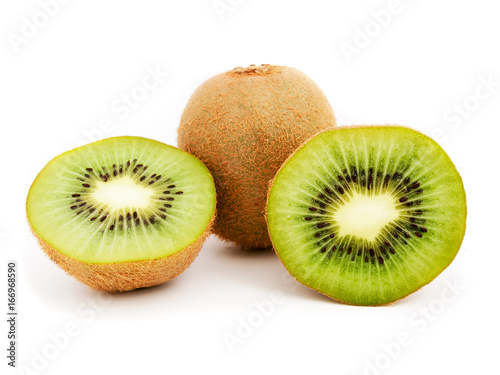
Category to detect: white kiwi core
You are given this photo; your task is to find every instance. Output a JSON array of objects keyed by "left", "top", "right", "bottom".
[
  {"left": 334, "top": 192, "right": 399, "bottom": 242},
  {"left": 92, "top": 176, "right": 154, "bottom": 210}
]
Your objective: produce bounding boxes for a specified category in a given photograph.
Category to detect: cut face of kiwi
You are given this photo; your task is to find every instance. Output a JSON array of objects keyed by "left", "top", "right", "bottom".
[
  {"left": 26, "top": 136, "right": 216, "bottom": 292},
  {"left": 266, "top": 126, "right": 466, "bottom": 306}
]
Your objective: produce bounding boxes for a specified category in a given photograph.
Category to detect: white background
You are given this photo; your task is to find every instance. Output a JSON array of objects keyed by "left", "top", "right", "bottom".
[{"left": 1, "top": 1, "right": 499, "bottom": 374}]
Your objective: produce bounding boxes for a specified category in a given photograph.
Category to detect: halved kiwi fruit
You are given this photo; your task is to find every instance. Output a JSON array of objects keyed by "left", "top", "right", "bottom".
[
  {"left": 266, "top": 126, "right": 466, "bottom": 305},
  {"left": 26, "top": 136, "right": 216, "bottom": 292}
]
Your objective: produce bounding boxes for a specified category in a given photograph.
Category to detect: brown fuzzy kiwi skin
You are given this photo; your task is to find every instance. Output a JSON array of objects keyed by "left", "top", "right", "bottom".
[
  {"left": 29, "top": 217, "right": 214, "bottom": 292},
  {"left": 178, "top": 64, "right": 336, "bottom": 249},
  {"left": 265, "top": 125, "right": 468, "bottom": 306}
]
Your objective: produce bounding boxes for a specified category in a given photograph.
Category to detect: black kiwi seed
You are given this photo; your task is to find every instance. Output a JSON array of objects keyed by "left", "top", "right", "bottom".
[
  {"left": 309, "top": 207, "right": 317, "bottom": 212},
  {"left": 399, "top": 196, "right": 408, "bottom": 203}
]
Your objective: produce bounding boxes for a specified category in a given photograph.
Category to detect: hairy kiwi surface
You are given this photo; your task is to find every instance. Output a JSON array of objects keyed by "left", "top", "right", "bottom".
[
  {"left": 26, "top": 136, "right": 216, "bottom": 292},
  {"left": 266, "top": 126, "right": 467, "bottom": 305},
  {"left": 178, "top": 64, "right": 336, "bottom": 248}
]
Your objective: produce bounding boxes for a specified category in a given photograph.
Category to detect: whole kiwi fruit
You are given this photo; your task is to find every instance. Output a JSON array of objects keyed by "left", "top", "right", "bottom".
[{"left": 178, "top": 64, "right": 336, "bottom": 248}]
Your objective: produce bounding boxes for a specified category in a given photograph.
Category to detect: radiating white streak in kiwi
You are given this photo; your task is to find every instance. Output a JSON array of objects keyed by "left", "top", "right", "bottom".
[
  {"left": 378, "top": 227, "right": 427, "bottom": 283},
  {"left": 307, "top": 145, "right": 351, "bottom": 205}
]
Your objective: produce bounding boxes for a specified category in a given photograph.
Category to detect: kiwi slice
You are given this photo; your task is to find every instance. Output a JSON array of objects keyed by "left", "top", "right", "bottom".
[
  {"left": 266, "top": 126, "right": 466, "bottom": 305},
  {"left": 26, "top": 136, "right": 216, "bottom": 292}
]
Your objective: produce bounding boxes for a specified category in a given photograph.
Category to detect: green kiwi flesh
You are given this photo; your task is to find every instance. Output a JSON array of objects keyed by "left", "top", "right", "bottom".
[
  {"left": 266, "top": 126, "right": 466, "bottom": 306},
  {"left": 26, "top": 136, "right": 216, "bottom": 291}
]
